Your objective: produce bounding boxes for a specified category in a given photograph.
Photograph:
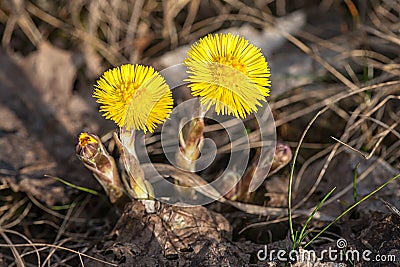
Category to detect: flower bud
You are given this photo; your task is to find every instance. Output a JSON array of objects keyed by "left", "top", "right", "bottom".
[
  {"left": 270, "top": 142, "right": 292, "bottom": 175},
  {"left": 76, "top": 132, "right": 123, "bottom": 203}
]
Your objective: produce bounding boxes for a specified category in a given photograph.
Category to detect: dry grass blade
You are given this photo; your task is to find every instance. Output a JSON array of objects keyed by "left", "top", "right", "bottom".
[
  {"left": 25, "top": 1, "right": 126, "bottom": 65},
  {"left": 330, "top": 136, "right": 369, "bottom": 158},
  {"left": 278, "top": 31, "right": 359, "bottom": 91},
  {"left": 1, "top": 202, "right": 32, "bottom": 230},
  {"left": 238, "top": 215, "right": 298, "bottom": 235},
  {"left": 0, "top": 0, "right": 399, "bottom": 264},
  {"left": 2, "top": 12, "right": 17, "bottom": 47},
  {"left": 181, "top": 0, "right": 201, "bottom": 40},
  {"left": 378, "top": 198, "right": 400, "bottom": 217},
  {"left": 363, "top": 25, "right": 400, "bottom": 46},
  {"left": 0, "top": 197, "right": 29, "bottom": 227},
  {"left": 144, "top": 163, "right": 331, "bottom": 220},
  {"left": 0, "top": 231, "right": 25, "bottom": 267},
  {"left": 5, "top": 0, "right": 42, "bottom": 47},
  {"left": 125, "top": 0, "right": 145, "bottom": 61},
  {"left": 42, "top": 238, "right": 73, "bottom": 267},
  {"left": 331, "top": 112, "right": 400, "bottom": 160},
  {"left": 294, "top": 144, "right": 335, "bottom": 194},
  {"left": 0, "top": 243, "right": 117, "bottom": 266},
  {"left": 289, "top": 80, "right": 400, "bottom": 211},
  {"left": 0, "top": 229, "right": 40, "bottom": 266},
  {"left": 162, "top": 0, "right": 190, "bottom": 47},
  {"left": 26, "top": 194, "right": 87, "bottom": 223}
]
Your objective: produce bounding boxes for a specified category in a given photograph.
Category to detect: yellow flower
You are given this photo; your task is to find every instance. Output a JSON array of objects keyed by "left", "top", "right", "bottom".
[
  {"left": 93, "top": 64, "right": 173, "bottom": 133},
  {"left": 78, "top": 132, "right": 98, "bottom": 147},
  {"left": 185, "top": 33, "right": 270, "bottom": 118}
]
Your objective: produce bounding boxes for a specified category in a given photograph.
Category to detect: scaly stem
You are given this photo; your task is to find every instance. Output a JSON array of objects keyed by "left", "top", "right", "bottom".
[
  {"left": 114, "top": 127, "right": 154, "bottom": 199},
  {"left": 174, "top": 98, "right": 206, "bottom": 202},
  {"left": 176, "top": 98, "right": 206, "bottom": 173}
]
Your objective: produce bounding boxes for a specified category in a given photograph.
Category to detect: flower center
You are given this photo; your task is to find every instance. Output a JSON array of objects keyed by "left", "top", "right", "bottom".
[
  {"left": 78, "top": 133, "right": 98, "bottom": 147},
  {"left": 216, "top": 56, "right": 247, "bottom": 74},
  {"left": 120, "top": 82, "right": 139, "bottom": 103},
  {"left": 211, "top": 59, "right": 248, "bottom": 92}
]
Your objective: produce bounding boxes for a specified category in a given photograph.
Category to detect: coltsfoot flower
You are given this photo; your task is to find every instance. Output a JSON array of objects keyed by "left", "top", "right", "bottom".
[
  {"left": 185, "top": 33, "right": 271, "bottom": 118},
  {"left": 93, "top": 64, "right": 173, "bottom": 133}
]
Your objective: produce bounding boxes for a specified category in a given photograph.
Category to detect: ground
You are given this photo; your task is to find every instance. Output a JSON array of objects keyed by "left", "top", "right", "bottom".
[{"left": 0, "top": 1, "right": 399, "bottom": 266}]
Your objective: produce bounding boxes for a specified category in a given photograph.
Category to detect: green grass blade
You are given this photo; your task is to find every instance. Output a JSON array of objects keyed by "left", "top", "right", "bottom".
[
  {"left": 46, "top": 175, "right": 100, "bottom": 196},
  {"left": 304, "top": 172, "right": 400, "bottom": 248},
  {"left": 51, "top": 203, "right": 77, "bottom": 211},
  {"left": 294, "top": 187, "right": 336, "bottom": 249},
  {"left": 288, "top": 109, "right": 326, "bottom": 243}
]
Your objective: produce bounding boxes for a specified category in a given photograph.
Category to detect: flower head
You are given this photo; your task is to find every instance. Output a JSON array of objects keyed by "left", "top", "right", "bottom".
[
  {"left": 76, "top": 132, "right": 123, "bottom": 203},
  {"left": 77, "top": 132, "right": 99, "bottom": 161},
  {"left": 185, "top": 33, "right": 270, "bottom": 118},
  {"left": 93, "top": 64, "right": 173, "bottom": 133}
]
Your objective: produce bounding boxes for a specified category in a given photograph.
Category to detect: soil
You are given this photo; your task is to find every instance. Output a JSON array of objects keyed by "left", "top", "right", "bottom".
[{"left": 0, "top": 1, "right": 399, "bottom": 266}]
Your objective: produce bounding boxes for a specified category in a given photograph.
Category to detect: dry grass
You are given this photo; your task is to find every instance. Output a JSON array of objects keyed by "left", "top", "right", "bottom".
[{"left": 0, "top": 0, "right": 399, "bottom": 265}]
